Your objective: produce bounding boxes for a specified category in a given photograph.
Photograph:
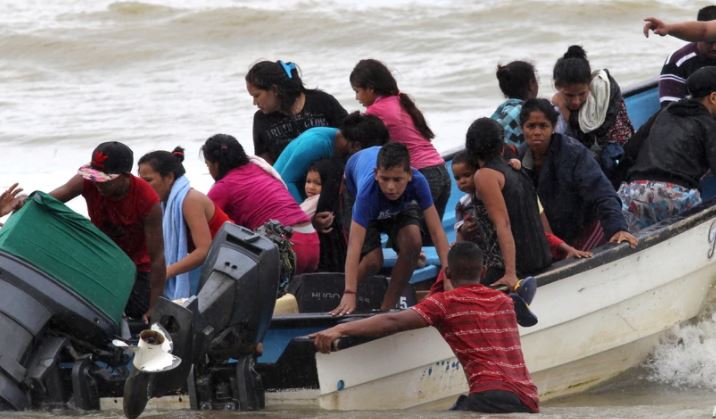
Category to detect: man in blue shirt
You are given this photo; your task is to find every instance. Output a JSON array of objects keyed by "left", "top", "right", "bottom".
[{"left": 331, "top": 142, "right": 449, "bottom": 315}]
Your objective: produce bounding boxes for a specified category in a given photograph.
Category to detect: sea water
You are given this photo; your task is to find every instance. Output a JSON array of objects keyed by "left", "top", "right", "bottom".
[{"left": 1, "top": 0, "right": 715, "bottom": 417}]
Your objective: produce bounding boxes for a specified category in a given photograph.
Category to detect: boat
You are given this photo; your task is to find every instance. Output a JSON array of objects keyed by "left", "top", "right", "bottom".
[
  {"left": 250, "top": 78, "right": 716, "bottom": 410},
  {"left": 2, "top": 78, "right": 714, "bottom": 415}
]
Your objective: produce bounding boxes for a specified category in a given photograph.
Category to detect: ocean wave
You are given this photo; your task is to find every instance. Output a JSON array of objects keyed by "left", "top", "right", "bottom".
[
  {"left": 0, "top": 0, "right": 695, "bottom": 73},
  {"left": 106, "top": 1, "right": 178, "bottom": 17}
]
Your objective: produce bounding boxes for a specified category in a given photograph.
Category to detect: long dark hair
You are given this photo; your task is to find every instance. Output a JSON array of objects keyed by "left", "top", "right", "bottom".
[
  {"left": 201, "top": 134, "right": 249, "bottom": 181},
  {"left": 350, "top": 59, "right": 435, "bottom": 141},
  {"left": 339, "top": 111, "right": 390, "bottom": 148},
  {"left": 553, "top": 45, "right": 591, "bottom": 88},
  {"left": 465, "top": 118, "right": 504, "bottom": 164},
  {"left": 311, "top": 158, "right": 347, "bottom": 272},
  {"left": 138, "top": 146, "right": 186, "bottom": 180},
  {"left": 310, "top": 159, "right": 344, "bottom": 214},
  {"left": 496, "top": 61, "right": 537, "bottom": 100},
  {"left": 245, "top": 60, "right": 306, "bottom": 114}
]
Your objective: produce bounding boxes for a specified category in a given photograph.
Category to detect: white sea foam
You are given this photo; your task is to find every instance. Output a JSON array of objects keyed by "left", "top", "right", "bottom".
[{"left": 645, "top": 292, "right": 716, "bottom": 391}]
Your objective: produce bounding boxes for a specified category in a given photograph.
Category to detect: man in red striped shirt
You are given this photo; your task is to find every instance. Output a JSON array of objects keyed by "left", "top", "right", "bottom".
[{"left": 312, "top": 241, "right": 538, "bottom": 413}]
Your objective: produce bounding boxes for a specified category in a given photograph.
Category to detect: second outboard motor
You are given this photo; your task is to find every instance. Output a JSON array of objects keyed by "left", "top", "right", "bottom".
[
  {"left": 124, "top": 223, "right": 280, "bottom": 416},
  {"left": 189, "top": 223, "right": 279, "bottom": 410}
]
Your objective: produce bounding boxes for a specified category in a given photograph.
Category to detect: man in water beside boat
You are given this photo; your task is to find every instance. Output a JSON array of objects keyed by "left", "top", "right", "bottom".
[
  {"left": 331, "top": 142, "right": 449, "bottom": 315},
  {"left": 313, "top": 241, "right": 538, "bottom": 414},
  {"left": 48, "top": 141, "right": 166, "bottom": 321},
  {"left": 617, "top": 66, "right": 716, "bottom": 231},
  {"left": 655, "top": 6, "right": 716, "bottom": 107}
]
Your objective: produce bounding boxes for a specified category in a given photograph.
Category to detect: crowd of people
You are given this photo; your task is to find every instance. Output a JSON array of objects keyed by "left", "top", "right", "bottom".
[{"left": 1, "top": 9, "right": 715, "bottom": 414}]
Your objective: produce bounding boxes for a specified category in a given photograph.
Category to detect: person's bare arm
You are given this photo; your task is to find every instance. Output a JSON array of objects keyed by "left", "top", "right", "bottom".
[
  {"left": 423, "top": 204, "right": 449, "bottom": 267},
  {"left": 49, "top": 174, "right": 84, "bottom": 203},
  {"left": 330, "top": 220, "right": 366, "bottom": 316},
  {"left": 144, "top": 203, "right": 166, "bottom": 317},
  {"left": 475, "top": 168, "right": 518, "bottom": 288},
  {"left": 643, "top": 17, "right": 716, "bottom": 41},
  {"left": 166, "top": 191, "right": 212, "bottom": 278},
  {"left": 311, "top": 309, "right": 428, "bottom": 353}
]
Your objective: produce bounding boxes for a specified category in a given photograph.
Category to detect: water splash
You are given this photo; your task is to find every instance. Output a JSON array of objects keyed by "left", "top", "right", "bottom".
[{"left": 645, "top": 311, "right": 716, "bottom": 390}]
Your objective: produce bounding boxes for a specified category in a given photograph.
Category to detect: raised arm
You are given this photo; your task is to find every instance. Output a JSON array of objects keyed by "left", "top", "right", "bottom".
[
  {"left": 0, "top": 183, "right": 23, "bottom": 218},
  {"left": 49, "top": 174, "right": 84, "bottom": 203},
  {"left": 643, "top": 17, "right": 716, "bottom": 41},
  {"left": 144, "top": 203, "right": 166, "bottom": 317},
  {"left": 311, "top": 309, "right": 427, "bottom": 353}
]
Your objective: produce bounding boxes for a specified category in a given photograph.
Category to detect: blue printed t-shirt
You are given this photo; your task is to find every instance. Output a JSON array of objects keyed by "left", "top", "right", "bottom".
[
  {"left": 273, "top": 127, "right": 338, "bottom": 202},
  {"left": 345, "top": 146, "right": 433, "bottom": 228}
]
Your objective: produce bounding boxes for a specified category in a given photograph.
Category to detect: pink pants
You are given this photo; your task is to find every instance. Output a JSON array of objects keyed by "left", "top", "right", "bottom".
[{"left": 290, "top": 230, "right": 320, "bottom": 274}]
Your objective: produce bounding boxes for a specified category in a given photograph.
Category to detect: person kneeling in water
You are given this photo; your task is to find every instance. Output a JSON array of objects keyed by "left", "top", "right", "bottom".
[{"left": 312, "top": 241, "right": 539, "bottom": 414}]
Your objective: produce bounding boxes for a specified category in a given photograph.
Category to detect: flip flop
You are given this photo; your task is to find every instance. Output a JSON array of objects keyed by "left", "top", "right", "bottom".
[
  {"left": 511, "top": 294, "right": 538, "bottom": 327},
  {"left": 513, "top": 276, "right": 537, "bottom": 305},
  {"left": 487, "top": 277, "right": 538, "bottom": 327},
  {"left": 511, "top": 276, "right": 538, "bottom": 327}
]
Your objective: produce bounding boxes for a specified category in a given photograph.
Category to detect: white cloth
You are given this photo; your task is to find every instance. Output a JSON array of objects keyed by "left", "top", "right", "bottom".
[
  {"left": 299, "top": 194, "right": 319, "bottom": 218},
  {"left": 162, "top": 175, "right": 200, "bottom": 300},
  {"left": 578, "top": 69, "right": 611, "bottom": 134},
  {"left": 249, "top": 155, "right": 287, "bottom": 188}
]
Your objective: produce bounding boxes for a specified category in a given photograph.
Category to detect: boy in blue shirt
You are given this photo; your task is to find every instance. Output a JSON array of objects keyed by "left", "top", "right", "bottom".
[{"left": 331, "top": 142, "right": 449, "bottom": 315}]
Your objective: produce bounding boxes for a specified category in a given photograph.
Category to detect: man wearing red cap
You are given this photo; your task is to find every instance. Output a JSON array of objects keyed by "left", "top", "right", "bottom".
[{"left": 50, "top": 141, "right": 166, "bottom": 320}]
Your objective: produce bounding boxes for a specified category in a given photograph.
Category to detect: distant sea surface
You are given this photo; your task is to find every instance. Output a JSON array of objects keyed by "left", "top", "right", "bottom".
[{"left": 1, "top": 0, "right": 715, "bottom": 417}]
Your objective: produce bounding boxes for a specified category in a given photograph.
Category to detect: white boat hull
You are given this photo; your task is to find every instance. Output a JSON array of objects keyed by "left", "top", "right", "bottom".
[{"left": 310, "top": 214, "right": 716, "bottom": 410}]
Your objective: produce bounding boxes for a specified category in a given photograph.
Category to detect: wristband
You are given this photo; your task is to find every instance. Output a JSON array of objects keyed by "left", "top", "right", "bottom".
[{"left": 343, "top": 289, "right": 356, "bottom": 295}]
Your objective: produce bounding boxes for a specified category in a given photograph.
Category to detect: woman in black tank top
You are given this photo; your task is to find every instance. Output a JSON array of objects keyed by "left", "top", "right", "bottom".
[{"left": 465, "top": 118, "right": 551, "bottom": 287}]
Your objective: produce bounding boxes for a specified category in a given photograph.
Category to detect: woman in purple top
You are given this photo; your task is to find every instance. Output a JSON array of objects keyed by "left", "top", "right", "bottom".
[
  {"left": 349, "top": 59, "right": 451, "bottom": 221},
  {"left": 202, "top": 134, "right": 319, "bottom": 274}
]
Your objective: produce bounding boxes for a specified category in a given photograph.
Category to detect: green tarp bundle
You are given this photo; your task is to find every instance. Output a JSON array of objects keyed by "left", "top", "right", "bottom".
[{"left": 0, "top": 191, "right": 135, "bottom": 326}]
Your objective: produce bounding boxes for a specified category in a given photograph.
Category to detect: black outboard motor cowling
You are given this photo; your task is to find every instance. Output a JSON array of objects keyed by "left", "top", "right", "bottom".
[
  {"left": 0, "top": 251, "right": 124, "bottom": 411},
  {"left": 187, "top": 223, "right": 279, "bottom": 410},
  {"left": 128, "top": 224, "right": 280, "bottom": 414},
  {"left": 197, "top": 223, "right": 279, "bottom": 358}
]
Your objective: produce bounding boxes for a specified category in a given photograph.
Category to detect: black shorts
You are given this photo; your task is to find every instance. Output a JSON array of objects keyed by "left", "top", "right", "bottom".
[
  {"left": 361, "top": 203, "right": 423, "bottom": 256},
  {"left": 450, "top": 390, "right": 532, "bottom": 414},
  {"left": 418, "top": 163, "right": 451, "bottom": 220}
]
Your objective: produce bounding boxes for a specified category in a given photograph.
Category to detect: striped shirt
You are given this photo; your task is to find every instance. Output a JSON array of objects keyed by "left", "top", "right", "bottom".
[
  {"left": 659, "top": 43, "right": 716, "bottom": 106},
  {"left": 411, "top": 284, "right": 539, "bottom": 413}
]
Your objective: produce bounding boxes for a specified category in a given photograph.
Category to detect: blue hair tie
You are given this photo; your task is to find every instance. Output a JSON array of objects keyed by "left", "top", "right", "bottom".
[{"left": 278, "top": 60, "right": 296, "bottom": 79}]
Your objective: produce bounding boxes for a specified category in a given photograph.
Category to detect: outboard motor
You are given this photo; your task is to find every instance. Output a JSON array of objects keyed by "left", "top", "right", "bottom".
[
  {"left": 189, "top": 223, "right": 279, "bottom": 410},
  {"left": 0, "top": 192, "right": 135, "bottom": 411},
  {"left": 132, "top": 223, "right": 280, "bottom": 414}
]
